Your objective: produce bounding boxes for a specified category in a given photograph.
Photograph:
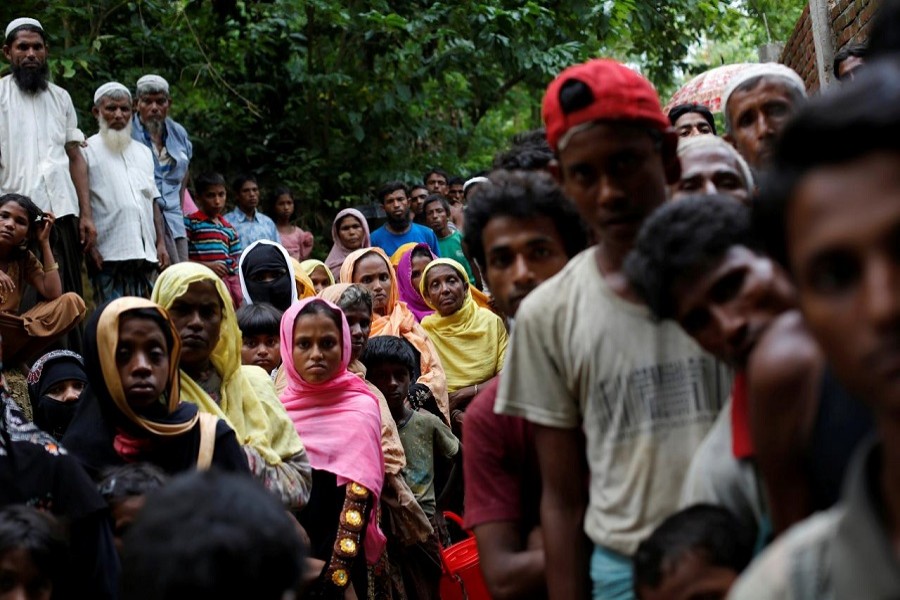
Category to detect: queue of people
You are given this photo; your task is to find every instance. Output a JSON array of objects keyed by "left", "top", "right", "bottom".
[{"left": 1, "top": 4, "right": 900, "bottom": 600}]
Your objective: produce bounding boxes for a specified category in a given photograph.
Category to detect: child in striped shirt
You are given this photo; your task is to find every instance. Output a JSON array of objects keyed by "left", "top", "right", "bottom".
[{"left": 184, "top": 172, "right": 243, "bottom": 306}]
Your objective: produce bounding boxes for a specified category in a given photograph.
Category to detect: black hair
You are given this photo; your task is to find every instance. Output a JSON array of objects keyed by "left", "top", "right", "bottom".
[
  {"left": 0, "top": 505, "right": 67, "bottom": 590},
  {"left": 194, "top": 172, "right": 227, "bottom": 197},
  {"left": 755, "top": 57, "right": 900, "bottom": 270},
  {"left": 0, "top": 193, "right": 42, "bottom": 259},
  {"left": 120, "top": 470, "right": 307, "bottom": 600},
  {"left": 624, "top": 195, "right": 758, "bottom": 320},
  {"left": 4, "top": 24, "right": 46, "bottom": 47},
  {"left": 633, "top": 504, "right": 753, "bottom": 592},
  {"left": 297, "top": 299, "right": 342, "bottom": 332},
  {"left": 448, "top": 176, "right": 465, "bottom": 187},
  {"left": 667, "top": 103, "right": 717, "bottom": 135},
  {"left": 376, "top": 181, "right": 408, "bottom": 204},
  {"left": 121, "top": 307, "right": 176, "bottom": 353},
  {"left": 335, "top": 284, "right": 373, "bottom": 314},
  {"left": 463, "top": 169, "right": 589, "bottom": 270},
  {"left": 98, "top": 463, "right": 169, "bottom": 503},
  {"left": 409, "top": 184, "right": 428, "bottom": 194},
  {"left": 361, "top": 335, "right": 417, "bottom": 377},
  {"left": 266, "top": 186, "right": 295, "bottom": 220},
  {"left": 236, "top": 303, "right": 283, "bottom": 338},
  {"left": 411, "top": 245, "right": 433, "bottom": 262},
  {"left": 866, "top": 0, "right": 900, "bottom": 59},
  {"left": 492, "top": 128, "right": 554, "bottom": 171},
  {"left": 421, "top": 194, "right": 451, "bottom": 216},
  {"left": 423, "top": 169, "right": 449, "bottom": 185},
  {"left": 833, "top": 42, "right": 867, "bottom": 79},
  {"left": 231, "top": 174, "right": 258, "bottom": 193}
]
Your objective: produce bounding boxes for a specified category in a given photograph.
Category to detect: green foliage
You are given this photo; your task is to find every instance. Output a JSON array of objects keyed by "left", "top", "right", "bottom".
[{"left": 1, "top": 0, "right": 800, "bottom": 239}]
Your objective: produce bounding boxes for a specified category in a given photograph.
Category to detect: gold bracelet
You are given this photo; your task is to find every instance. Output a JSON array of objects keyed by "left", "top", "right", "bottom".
[{"left": 43, "top": 263, "right": 59, "bottom": 272}]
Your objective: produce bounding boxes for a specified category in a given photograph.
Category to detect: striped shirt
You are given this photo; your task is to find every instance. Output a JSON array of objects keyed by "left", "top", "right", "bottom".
[{"left": 184, "top": 211, "right": 242, "bottom": 274}]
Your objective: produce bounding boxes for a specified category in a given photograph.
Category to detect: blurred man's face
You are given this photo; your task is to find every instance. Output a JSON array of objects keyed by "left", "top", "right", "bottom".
[{"left": 787, "top": 152, "right": 900, "bottom": 414}]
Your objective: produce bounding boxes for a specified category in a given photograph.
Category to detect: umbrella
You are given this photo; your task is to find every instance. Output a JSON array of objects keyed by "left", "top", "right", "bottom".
[{"left": 664, "top": 63, "right": 756, "bottom": 114}]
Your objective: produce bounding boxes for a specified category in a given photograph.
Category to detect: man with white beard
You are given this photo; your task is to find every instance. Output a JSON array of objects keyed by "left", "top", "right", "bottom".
[{"left": 82, "top": 82, "right": 169, "bottom": 303}]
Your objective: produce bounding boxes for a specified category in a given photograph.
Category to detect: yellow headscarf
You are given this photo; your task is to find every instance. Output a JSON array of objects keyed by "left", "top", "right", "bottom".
[
  {"left": 96, "top": 297, "right": 197, "bottom": 436},
  {"left": 287, "top": 258, "right": 317, "bottom": 299},
  {"left": 340, "top": 247, "right": 449, "bottom": 417},
  {"left": 420, "top": 258, "right": 508, "bottom": 392},
  {"left": 151, "top": 263, "right": 305, "bottom": 465},
  {"left": 390, "top": 242, "right": 418, "bottom": 267},
  {"left": 300, "top": 259, "right": 336, "bottom": 287}
]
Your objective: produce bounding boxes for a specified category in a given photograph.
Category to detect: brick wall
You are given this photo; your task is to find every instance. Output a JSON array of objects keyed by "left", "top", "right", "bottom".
[{"left": 780, "top": 0, "right": 879, "bottom": 91}]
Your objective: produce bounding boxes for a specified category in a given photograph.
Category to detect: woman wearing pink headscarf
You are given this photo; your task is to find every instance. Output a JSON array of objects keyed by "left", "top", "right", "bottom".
[
  {"left": 279, "top": 297, "right": 385, "bottom": 597},
  {"left": 325, "top": 208, "right": 371, "bottom": 281}
]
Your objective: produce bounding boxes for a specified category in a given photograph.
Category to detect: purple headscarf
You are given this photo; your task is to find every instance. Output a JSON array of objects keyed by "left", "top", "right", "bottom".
[{"left": 395, "top": 243, "right": 435, "bottom": 322}]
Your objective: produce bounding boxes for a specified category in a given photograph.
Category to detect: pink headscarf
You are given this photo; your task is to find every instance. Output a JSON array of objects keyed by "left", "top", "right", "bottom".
[
  {"left": 279, "top": 297, "right": 386, "bottom": 563},
  {"left": 325, "top": 209, "right": 371, "bottom": 281}
]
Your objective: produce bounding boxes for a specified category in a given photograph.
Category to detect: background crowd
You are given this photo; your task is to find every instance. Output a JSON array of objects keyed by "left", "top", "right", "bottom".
[{"left": 0, "top": 2, "right": 899, "bottom": 599}]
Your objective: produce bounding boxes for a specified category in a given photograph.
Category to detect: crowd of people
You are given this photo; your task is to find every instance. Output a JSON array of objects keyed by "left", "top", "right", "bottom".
[{"left": 0, "top": 3, "right": 899, "bottom": 599}]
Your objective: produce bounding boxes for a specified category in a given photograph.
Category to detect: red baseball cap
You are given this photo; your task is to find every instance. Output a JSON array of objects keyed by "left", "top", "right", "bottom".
[{"left": 542, "top": 59, "right": 670, "bottom": 152}]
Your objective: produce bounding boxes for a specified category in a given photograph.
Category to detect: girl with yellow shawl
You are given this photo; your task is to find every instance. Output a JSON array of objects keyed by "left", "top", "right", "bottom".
[
  {"left": 152, "top": 263, "right": 312, "bottom": 508},
  {"left": 340, "top": 247, "right": 450, "bottom": 419},
  {"left": 419, "top": 258, "right": 508, "bottom": 418},
  {"left": 300, "top": 258, "right": 336, "bottom": 295}
]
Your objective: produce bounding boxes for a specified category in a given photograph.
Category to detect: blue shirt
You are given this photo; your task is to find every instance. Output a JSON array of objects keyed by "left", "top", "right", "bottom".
[
  {"left": 370, "top": 222, "right": 441, "bottom": 258},
  {"left": 131, "top": 115, "right": 192, "bottom": 239},
  {"left": 223, "top": 208, "right": 280, "bottom": 248}
]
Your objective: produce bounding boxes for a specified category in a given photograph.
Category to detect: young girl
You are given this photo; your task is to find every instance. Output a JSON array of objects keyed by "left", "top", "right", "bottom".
[
  {"left": 300, "top": 259, "right": 335, "bottom": 295},
  {"left": 269, "top": 187, "right": 314, "bottom": 261},
  {"left": 0, "top": 193, "right": 85, "bottom": 364},
  {"left": 280, "top": 298, "right": 385, "bottom": 597},
  {"left": 62, "top": 297, "right": 249, "bottom": 478},
  {"left": 0, "top": 505, "right": 67, "bottom": 600},
  {"left": 27, "top": 350, "right": 88, "bottom": 441}
]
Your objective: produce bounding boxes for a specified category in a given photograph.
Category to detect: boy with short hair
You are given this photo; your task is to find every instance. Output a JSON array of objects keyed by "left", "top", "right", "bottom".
[
  {"left": 184, "top": 172, "right": 243, "bottom": 305},
  {"left": 423, "top": 194, "right": 477, "bottom": 286},
  {"left": 633, "top": 504, "right": 753, "bottom": 600},
  {"left": 362, "top": 335, "right": 459, "bottom": 520},
  {"left": 236, "top": 303, "right": 283, "bottom": 378}
]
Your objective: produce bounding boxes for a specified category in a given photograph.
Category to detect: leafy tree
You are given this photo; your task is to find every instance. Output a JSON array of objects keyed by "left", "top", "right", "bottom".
[{"left": 1, "top": 0, "right": 801, "bottom": 241}]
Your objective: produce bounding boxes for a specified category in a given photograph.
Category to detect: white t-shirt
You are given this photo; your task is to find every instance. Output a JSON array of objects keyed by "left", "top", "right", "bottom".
[
  {"left": 82, "top": 135, "right": 160, "bottom": 263},
  {"left": 0, "top": 76, "right": 84, "bottom": 216},
  {"left": 496, "top": 248, "right": 730, "bottom": 555},
  {"left": 679, "top": 399, "right": 765, "bottom": 538}
]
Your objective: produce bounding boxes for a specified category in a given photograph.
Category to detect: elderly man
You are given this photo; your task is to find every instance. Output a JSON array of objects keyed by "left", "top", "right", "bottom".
[
  {"left": 670, "top": 134, "right": 755, "bottom": 204},
  {"left": 0, "top": 18, "right": 95, "bottom": 340},
  {"left": 83, "top": 83, "right": 169, "bottom": 303},
  {"left": 722, "top": 63, "right": 807, "bottom": 172},
  {"left": 131, "top": 74, "right": 192, "bottom": 263}
]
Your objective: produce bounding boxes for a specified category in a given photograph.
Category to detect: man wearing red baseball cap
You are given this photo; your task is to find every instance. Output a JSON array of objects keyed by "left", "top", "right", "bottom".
[{"left": 495, "top": 59, "right": 731, "bottom": 599}]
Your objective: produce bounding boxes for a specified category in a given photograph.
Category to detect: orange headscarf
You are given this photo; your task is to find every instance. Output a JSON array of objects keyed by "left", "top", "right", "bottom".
[{"left": 340, "top": 247, "right": 449, "bottom": 417}]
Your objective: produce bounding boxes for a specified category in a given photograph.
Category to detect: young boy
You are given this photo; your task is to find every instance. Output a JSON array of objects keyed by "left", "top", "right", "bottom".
[
  {"left": 236, "top": 303, "right": 283, "bottom": 378},
  {"left": 422, "top": 194, "right": 478, "bottom": 286},
  {"left": 362, "top": 335, "right": 459, "bottom": 520},
  {"left": 184, "top": 172, "right": 243, "bottom": 306},
  {"left": 633, "top": 504, "right": 753, "bottom": 600}
]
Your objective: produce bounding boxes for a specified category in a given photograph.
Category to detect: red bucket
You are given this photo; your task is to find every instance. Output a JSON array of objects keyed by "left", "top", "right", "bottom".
[{"left": 439, "top": 512, "right": 491, "bottom": 600}]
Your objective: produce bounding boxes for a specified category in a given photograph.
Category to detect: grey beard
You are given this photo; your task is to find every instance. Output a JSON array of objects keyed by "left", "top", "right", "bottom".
[
  {"left": 143, "top": 116, "right": 165, "bottom": 136},
  {"left": 11, "top": 63, "right": 49, "bottom": 94}
]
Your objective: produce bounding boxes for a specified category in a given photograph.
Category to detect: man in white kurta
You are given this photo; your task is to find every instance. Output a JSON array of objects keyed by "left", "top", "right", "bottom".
[
  {"left": 1, "top": 17, "right": 96, "bottom": 350},
  {"left": 83, "top": 82, "right": 167, "bottom": 304}
]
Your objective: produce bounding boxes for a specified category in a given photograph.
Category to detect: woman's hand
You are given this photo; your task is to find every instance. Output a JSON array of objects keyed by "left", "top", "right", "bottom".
[
  {"left": 0, "top": 270, "right": 16, "bottom": 297},
  {"left": 35, "top": 212, "right": 55, "bottom": 244}
]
